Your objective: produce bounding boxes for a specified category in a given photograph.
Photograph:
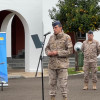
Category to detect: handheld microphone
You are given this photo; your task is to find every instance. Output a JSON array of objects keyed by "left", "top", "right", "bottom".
[{"left": 44, "top": 32, "right": 51, "bottom": 36}]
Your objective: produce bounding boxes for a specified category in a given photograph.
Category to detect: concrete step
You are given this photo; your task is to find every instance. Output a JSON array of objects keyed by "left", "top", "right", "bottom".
[
  {"left": 7, "top": 59, "right": 25, "bottom": 63},
  {"left": 7, "top": 58, "right": 25, "bottom": 68},
  {"left": 8, "top": 63, "right": 25, "bottom": 67}
]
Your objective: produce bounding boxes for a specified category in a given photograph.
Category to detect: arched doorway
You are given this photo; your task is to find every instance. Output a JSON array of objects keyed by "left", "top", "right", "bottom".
[
  {"left": 11, "top": 15, "right": 25, "bottom": 58},
  {"left": 0, "top": 10, "right": 29, "bottom": 70}
]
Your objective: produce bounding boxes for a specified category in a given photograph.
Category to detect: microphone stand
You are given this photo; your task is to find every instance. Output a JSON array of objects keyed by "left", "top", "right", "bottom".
[{"left": 35, "top": 35, "right": 47, "bottom": 100}]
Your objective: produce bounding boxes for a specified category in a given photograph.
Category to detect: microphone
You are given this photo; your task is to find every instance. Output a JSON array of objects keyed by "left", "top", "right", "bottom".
[{"left": 44, "top": 32, "right": 51, "bottom": 36}]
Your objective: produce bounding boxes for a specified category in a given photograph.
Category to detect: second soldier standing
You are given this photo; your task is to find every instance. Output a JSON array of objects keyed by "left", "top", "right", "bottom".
[
  {"left": 45, "top": 21, "right": 73, "bottom": 100},
  {"left": 81, "top": 30, "right": 100, "bottom": 90}
]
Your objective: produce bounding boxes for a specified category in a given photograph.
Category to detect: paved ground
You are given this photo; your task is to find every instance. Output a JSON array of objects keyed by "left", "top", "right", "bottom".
[
  {"left": 8, "top": 68, "right": 49, "bottom": 78},
  {"left": 0, "top": 73, "right": 100, "bottom": 100}
]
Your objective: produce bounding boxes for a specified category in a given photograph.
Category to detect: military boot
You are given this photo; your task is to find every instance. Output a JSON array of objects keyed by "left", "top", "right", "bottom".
[
  {"left": 93, "top": 83, "right": 97, "bottom": 90},
  {"left": 83, "top": 83, "right": 88, "bottom": 90},
  {"left": 51, "top": 95, "right": 55, "bottom": 100},
  {"left": 63, "top": 96, "right": 68, "bottom": 100}
]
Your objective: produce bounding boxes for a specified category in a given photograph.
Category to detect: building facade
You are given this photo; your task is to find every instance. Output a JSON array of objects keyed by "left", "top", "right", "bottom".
[
  {"left": 0, "top": 0, "right": 99, "bottom": 72},
  {"left": 0, "top": 0, "right": 59, "bottom": 72}
]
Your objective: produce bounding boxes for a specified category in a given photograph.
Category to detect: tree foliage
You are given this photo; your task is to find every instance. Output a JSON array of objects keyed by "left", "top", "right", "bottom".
[{"left": 49, "top": 0, "right": 100, "bottom": 34}]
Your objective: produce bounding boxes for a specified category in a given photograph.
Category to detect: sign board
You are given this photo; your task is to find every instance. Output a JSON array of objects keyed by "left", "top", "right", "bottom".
[{"left": 0, "top": 32, "right": 8, "bottom": 83}]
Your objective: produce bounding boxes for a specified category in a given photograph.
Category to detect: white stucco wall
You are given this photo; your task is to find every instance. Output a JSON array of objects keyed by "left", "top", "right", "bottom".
[
  {"left": 0, "top": 0, "right": 43, "bottom": 72},
  {"left": 94, "top": 30, "right": 100, "bottom": 43},
  {"left": 94, "top": 30, "right": 100, "bottom": 58},
  {"left": 6, "top": 16, "right": 14, "bottom": 57},
  {"left": 43, "top": 0, "right": 59, "bottom": 56}
]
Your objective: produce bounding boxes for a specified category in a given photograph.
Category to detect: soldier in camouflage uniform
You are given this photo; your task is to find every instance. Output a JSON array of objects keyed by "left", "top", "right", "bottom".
[
  {"left": 81, "top": 30, "right": 100, "bottom": 90},
  {"left": 45, "top": 21, "right": 73, "bottom": 100}
]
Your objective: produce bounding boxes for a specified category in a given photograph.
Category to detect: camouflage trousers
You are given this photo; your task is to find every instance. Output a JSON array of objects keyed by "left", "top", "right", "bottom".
[
  {"left": 48, "top": 68, "right": 68, "bottom": 97},
  {"left": 83, "top": 62, "right": 98, "bottom": 83}
]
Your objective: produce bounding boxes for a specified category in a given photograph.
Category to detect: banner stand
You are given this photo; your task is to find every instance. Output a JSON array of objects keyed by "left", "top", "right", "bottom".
[{"left": 0, "top": 32, "right": 8, "bottom": 90}]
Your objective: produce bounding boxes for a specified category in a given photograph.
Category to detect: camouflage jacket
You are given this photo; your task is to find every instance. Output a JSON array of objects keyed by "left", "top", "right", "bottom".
[
  {"left": 45, "top": 31, "right": 73, "bottom": 69},
  {"left": 81, "top": 39, "right": 100, "bottom": 62}
]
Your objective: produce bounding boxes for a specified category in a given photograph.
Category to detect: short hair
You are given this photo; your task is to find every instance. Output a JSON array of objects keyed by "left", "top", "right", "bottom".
[{"left": 52, "top": 20, "right": 62, "bottom": 27}]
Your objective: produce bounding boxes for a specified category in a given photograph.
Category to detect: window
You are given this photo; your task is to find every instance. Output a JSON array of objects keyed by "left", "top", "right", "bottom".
[{"left": 77, "top": 32, "right": 86, "bottom": 39}]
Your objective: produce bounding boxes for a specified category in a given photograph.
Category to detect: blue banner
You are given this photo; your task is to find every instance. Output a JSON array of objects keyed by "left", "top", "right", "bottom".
[{"left": 0, "top": 33, "right": 8, "bottom": 83}]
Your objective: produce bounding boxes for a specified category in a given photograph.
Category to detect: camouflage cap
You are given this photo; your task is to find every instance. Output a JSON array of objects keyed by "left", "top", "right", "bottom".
[
  {"left": 52, "top": 20, "right": 62, "bottom": 27},
  {"left": 88, "top": 30, "right": 93, "bottom": 34}
]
